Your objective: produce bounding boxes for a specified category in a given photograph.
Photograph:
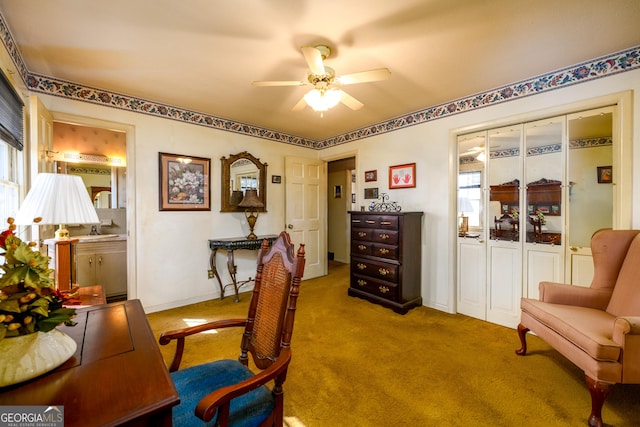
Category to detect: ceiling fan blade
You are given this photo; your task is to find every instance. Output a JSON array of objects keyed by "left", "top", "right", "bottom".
[
  {"left": 336, "top": 68, "right": 391, "bottom": 85},
  {"left": 338, "top": 90, "right": 364, "bottom": 110},
  {"left": 292, "top": 96, "right": 307, "bottom": 112},
  {"left": 301, "top": 46, "right": 325, "bottom": 75},
  {"left": 252, "top": 80, "right": 305, "bottom": 87}
]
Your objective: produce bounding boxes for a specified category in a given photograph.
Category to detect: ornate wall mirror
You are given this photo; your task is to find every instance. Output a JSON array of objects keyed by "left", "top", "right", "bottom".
[{"left": 221, "top": 151, "right": 267, "bottom": 212}]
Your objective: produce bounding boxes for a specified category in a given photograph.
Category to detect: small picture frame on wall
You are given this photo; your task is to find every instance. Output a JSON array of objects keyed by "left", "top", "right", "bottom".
[
  {"left": 364, "top": 170, "right": 377, "bottom": 182},
  {"left": 389, "top": 163, "right": 416, "bottom": 189},
  {"left": 272, "top": 175, "right": 282, "bottom": 184},
  {"left": 597, "top": 166, "right": 612, "bottom": 183},
  {"left": 334, "top": 185, "right": 342, "bottom": 198},
  {"left": 159, "top": 152, "right": 211, "bottom": 211},
  {"left": 364, "top": 188, "right": 379, "bottom": 199}
]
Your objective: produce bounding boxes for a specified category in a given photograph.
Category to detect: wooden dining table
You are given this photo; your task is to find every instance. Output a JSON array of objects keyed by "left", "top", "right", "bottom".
[{"left": 0, "top": 299, "right": 180, "bottom": 426}]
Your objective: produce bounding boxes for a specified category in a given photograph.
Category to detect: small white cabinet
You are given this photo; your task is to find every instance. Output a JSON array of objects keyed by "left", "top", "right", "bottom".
[{"left": 75, "top": 239, "right": 127, "bottom": 300}]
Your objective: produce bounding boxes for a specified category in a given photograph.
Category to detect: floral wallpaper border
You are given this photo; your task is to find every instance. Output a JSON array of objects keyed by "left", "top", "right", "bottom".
[{"left": 0, "top": 13, "right": 638, "bottom": 150}]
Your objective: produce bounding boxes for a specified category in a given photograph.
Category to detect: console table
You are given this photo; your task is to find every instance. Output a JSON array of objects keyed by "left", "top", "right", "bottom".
[
  {"left": 209, "top": 235, "right": 278, "bottom": 302},
  {"left": 0, "top": 299, "right": 180, "bottom": 426}
]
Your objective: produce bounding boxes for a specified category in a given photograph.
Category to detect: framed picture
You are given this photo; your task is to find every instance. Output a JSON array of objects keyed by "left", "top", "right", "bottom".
[
  {"left": 272, "top": 175, "right": 282, "bottom": 184},
  {"left": 159, "top": 152, "right": 210, "bottom": 211},
  {"left": 364, "top": 170, "right": 377, "bottom": 182},
  {"left": 334, "top": 185, "right": 342, "bottom": 198},
  {"left": 597, "top": 166, "right": 612, "bottom": 183},
  {"left": 389, "top": 163, "right": 416, "bottom": 189},
  {"left": 364, "top": 188, "right": 379, "bottom": 199},
  {"left": 351, "top": 193, "right": 356, "bottom": 203}
]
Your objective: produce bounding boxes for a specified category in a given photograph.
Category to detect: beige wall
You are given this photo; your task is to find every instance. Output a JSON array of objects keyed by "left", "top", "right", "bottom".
[{"left": 3, "top": 39, "right": 639, "bottom": 315}]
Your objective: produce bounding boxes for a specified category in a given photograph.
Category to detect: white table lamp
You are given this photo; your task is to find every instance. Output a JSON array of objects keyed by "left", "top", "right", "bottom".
[
  {"left": 15, "top": 173, "right": 99, "bottom": 239},
  {"left": 15, "top": 173, "right": 99, "bottom": 291}
]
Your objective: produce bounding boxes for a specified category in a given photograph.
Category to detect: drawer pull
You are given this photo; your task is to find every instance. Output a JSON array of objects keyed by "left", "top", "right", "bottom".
[
  {"left": 357, "top": 279, "right": 367, "bottom": 286},
  {"left": 358, "top": 231, "right": 367, "bottom": 238},
  {"left": 380, "top": 221, "right": 392, "bottom": 225},
  {"left": 351, "top": 219, "right": 361, "bottom": 223},
  {"left": 379, "top": 233, "right": 390, "bottom": 240},
  {"left": 378, "top": 268, "right": 390, "bottom": 276},
  {"left": 365, "top": 220, "right": 375, "bottom": 224},
  {"left": 358, "top": 245, "right": 367, "bottom": 251},
  {"left": 379, "top": 286, "right": 390, "bottom": 294},
  {"left": 357, "top": 263, "right": 367, "bottom": 270},
  {"left": 378, "top": 248, "right": 390, "bottom": 255}
]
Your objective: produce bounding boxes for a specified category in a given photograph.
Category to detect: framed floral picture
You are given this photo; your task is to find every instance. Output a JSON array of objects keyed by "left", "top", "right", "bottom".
[
  {"left": 159, "top": 152, "right": 211, "bottom": 211},
  {"left": 389, "top": 163, "right": 416, "bottom": 189}
]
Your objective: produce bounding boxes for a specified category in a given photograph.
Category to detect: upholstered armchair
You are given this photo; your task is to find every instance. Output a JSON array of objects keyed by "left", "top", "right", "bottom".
[
  {"left": 516, "top": 229, "right": 640, "bottom": 427},
  {"left": 160, "top": 232, "right": 305, "bottom": 427}
]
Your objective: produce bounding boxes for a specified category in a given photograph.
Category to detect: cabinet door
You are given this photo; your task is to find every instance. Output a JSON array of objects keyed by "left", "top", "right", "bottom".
[
  {"left": 487, "top": 244, "right": 521, "bottom": 328},
  {"left": 76, "top": 253, "right": 97, "bottom": 286},
  {"left": 457, "top": 238, "right": 486, "bottom": 320},
  {"left": 525, "top": 246, "right": 563, "bottom": 299},
  {"left": 96, "top": 251, "right": 127, "bottom": 297}
]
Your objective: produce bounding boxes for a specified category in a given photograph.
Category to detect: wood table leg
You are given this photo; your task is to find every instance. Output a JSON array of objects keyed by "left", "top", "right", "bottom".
[
  {"left": 210, "top": 248, "right": 225, "bottom": 299},
  {"left": 225, "top": 249, "right": 240, "bottom": 302}
]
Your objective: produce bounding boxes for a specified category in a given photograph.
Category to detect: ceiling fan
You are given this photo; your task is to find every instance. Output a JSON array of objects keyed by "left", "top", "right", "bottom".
[{"left": 252, "top": 45, "right": 391, "bottom": 112}]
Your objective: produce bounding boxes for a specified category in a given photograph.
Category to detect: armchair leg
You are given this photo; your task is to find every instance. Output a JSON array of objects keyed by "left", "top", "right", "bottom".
[
  {"left": 515, "top": 323, "right": 529, "bottom": 356},
  {"left": 585, "top": 376, "right": 612, "bottom": 427}
]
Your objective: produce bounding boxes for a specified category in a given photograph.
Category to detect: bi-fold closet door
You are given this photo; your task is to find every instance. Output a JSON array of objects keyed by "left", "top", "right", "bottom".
[{"left": 457, "top": 108, "right": 615, "bottom": 329}]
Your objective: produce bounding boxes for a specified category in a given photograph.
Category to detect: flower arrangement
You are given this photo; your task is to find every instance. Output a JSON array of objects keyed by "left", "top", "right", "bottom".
[
  {"left": 0, "top": 218, "right": 76, "bottom": 341},
  {"left": 534, "top": 209, "right": 546, "bottom": 225},
  {"left": 509, "top": 208, "right": 519, "bottom": 221}
]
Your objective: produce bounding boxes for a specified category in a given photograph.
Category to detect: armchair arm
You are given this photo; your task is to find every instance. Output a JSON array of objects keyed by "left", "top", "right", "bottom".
[
  {"left": 613, "top": 316, "right": 640, "bottom": 343},
  {"left": 195, "top": 348, "right": 292, "bottom": 423},
  {"left": 613, "top": 316, "right": 640, "bottom": 383},
  {"left": 159, "top": 318, "right": 246, "bottom": 372},
  {"left": 538, "top": 281, "right": 613, "bottom": 309}
]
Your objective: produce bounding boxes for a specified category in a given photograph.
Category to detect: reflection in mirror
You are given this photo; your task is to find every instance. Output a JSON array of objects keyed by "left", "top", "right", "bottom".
[
  {"left": 56, "top": 162, "right": 118, "bottom": 208},
  {"left": 221, "top": 152, "right": 267, "bottom": 213},
  {"left": 568, "top": 109, "right": 613, "bottom": 248},
  {"left": 91, "top": 186, "right": 112, "bottom": 208},
  {"left": 458, "top": 132, "right": 485, "bottom": 238},
  {"left": 524, "top": 118, "right": 563, "bottom": 244},
  {"left": 488, "top": 126, "right": 522, "bottom": 241}
]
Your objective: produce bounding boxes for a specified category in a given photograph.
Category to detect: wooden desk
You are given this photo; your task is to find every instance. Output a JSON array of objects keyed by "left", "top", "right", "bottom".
[
  {"left": 0, "top": 300, "right": 179, "bottom": 426},
  {"left": 209, "top": 235, "right": 278, "bottom": 302},
  {"left": 62, "top": 285, "right": 107, "bottom": 308}
]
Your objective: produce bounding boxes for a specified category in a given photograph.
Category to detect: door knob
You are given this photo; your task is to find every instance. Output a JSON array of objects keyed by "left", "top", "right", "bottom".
[{"left": 287, "top": 224, "right": 293, "bottom": 229}]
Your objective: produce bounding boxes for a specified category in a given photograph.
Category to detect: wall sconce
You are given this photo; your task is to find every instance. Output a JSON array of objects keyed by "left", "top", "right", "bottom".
[{"left": 238, "top": 189, "right": 264, "bottom": 240}]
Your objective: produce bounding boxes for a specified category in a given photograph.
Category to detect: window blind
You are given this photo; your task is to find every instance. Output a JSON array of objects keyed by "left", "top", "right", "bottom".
[{"left": 0, "top": 70, "right": 24, "bottom": 151}]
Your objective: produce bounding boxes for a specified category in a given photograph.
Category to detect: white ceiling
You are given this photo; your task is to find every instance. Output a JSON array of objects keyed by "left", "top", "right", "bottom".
[{"left": 1, "top": 0, "right": 639, "bottom": 141}]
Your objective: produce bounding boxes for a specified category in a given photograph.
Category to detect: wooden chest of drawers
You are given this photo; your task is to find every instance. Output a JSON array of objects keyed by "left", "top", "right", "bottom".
[{"left": 348, "top": 211, "right": 423, "bottom": 314}]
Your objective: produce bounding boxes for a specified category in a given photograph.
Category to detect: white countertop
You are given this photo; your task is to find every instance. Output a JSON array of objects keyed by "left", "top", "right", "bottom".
[{"left": 44, "top": 234, "right": 127, "bottom": 244}]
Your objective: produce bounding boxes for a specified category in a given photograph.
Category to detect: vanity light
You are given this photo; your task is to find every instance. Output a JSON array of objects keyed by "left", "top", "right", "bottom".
[
  {"left": 47, "top": 150, "right": 125, "bottom": 166},
  {"left": 238, "top": 189, "right": 264, "bottom": 240}
]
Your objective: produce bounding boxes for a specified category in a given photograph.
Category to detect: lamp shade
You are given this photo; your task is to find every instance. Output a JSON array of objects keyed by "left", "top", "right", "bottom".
[
  {"left": 238, "top": 189, "right": 264, "bottom": 209},
  {"left": 14, "top": 173, "right": 99, "bottom": 226}
]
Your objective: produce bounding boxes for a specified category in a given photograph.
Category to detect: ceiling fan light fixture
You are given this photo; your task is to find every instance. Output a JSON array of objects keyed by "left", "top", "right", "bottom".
[{"left": 304, "top": 88, "right": 341, "bottom": 111}]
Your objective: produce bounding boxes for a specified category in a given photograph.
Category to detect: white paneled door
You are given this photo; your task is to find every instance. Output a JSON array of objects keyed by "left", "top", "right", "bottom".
[{"left": 285, "top": 156, "right": 327, "bottom": 279}]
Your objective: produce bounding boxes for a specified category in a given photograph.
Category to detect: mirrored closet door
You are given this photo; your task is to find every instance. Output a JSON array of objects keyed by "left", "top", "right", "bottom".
[{"left": 457, "top": 106, "right": 621, "bottom": 329}]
